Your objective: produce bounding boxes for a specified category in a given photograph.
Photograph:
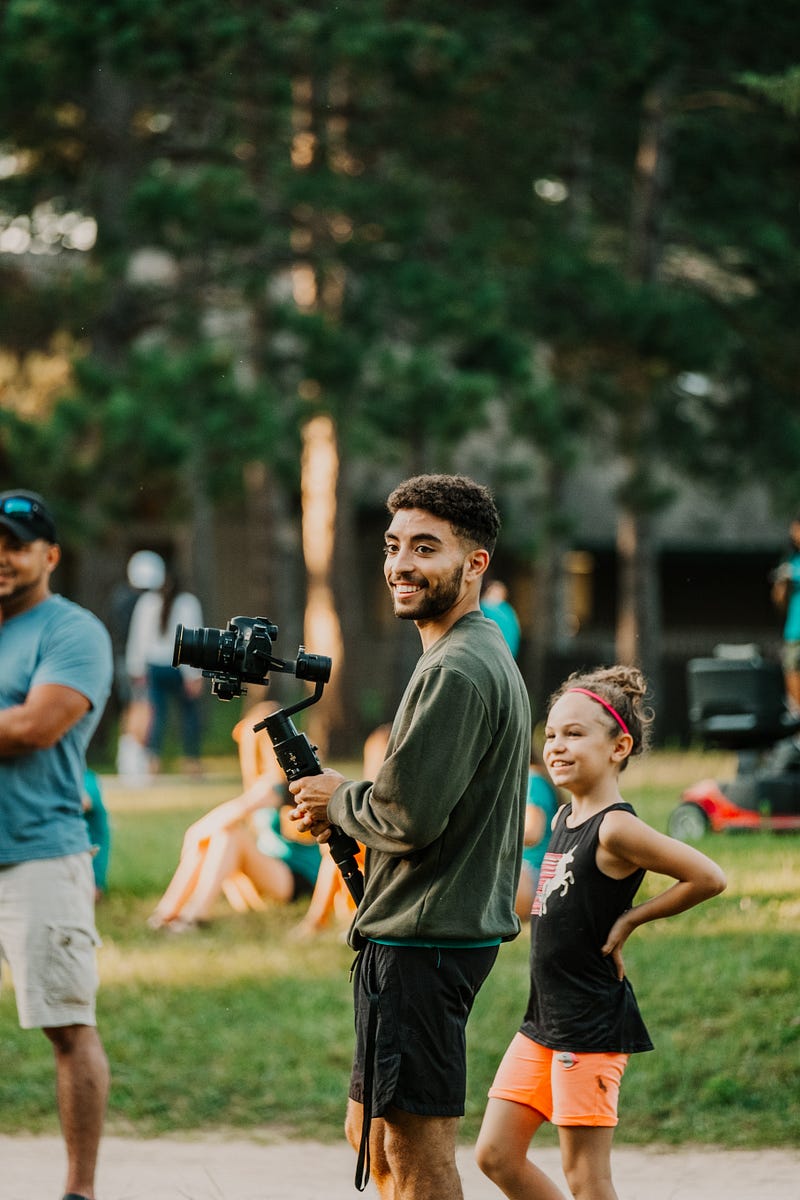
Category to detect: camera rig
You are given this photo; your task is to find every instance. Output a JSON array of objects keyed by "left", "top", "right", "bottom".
[{"left": 173, "top": 616, "right": 364, "bottom": 904}]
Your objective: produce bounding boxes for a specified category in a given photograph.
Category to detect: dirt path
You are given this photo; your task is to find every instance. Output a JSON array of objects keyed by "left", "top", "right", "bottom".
[{"left": 4, "top": 1134, "right": 799, "bottom": 1200}]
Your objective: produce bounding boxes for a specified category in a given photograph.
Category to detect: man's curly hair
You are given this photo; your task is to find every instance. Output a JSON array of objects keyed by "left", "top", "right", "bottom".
[{"left": 386, "top": 474, "right": 500, "bottom": 555}]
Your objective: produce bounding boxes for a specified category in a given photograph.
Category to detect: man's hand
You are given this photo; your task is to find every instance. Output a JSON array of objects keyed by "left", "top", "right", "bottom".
[{"left": 288, "top": 768, "right": 347, "bottom": 843}]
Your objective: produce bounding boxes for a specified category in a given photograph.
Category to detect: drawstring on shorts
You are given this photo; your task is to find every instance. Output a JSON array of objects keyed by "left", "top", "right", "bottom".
[{"left": 353, "top": 948, "right": 379, "bottom": 1192}]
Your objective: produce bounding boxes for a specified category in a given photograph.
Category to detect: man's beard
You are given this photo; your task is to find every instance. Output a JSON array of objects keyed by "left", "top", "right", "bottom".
[{"left": 393, "top": 563, "right": 464, "bottom": 621}]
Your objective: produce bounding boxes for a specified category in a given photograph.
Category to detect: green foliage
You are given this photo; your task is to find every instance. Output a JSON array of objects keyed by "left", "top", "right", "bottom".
[
  {"left": 742, "top": 65, "right": 800, "bottom": 116},
  {"left": 0, "top": 1, "right": 798, "bottom": 542},
  {"left": 131, "top": 166, "right": 264, "bottom": 249}
]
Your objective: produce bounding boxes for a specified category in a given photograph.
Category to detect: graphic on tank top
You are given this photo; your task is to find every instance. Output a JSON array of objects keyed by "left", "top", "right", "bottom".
[
  {"left": 522, "top": 803, "right": 654, "bottom": 1054},
  {"left": 532, "top": 845, "right": 577, "bottom": 916}
]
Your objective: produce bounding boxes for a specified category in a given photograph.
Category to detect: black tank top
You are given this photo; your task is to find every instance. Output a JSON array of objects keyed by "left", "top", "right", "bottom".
[{"left": 521, "top": 801, "right": 654, "bottom": 1054}]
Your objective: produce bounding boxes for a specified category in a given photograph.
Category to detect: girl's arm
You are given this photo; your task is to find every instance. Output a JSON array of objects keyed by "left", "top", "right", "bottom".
[
  {"left": 598, "top": 810, "right": 726, "bottom": 979},
  {"left": 181, "top": 775, "right": 280, "bottom": 852}
]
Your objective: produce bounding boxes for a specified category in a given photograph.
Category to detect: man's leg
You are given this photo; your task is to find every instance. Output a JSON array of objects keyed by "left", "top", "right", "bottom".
[
  {"left": 45, "top": 1023, "right": 109, "bottom": 1200},
  {"left": 344, "top": 1099, "right": 396, "bottom": 1200},
  {"left": 380, "top": 1106, "right": 463, "bottom": 1200}
]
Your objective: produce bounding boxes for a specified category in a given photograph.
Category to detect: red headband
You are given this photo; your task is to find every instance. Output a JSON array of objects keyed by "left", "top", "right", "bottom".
[{"left": 568, "top": 688, "right": 630, "bottom": 736}]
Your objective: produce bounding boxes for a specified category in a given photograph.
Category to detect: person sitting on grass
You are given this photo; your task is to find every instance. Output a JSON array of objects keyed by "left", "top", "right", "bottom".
[{"left": 147, "top": 702, "right": 320, "bottom": 932}]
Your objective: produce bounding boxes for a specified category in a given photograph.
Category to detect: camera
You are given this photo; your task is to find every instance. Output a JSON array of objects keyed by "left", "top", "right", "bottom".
[{"left": 173, "top": 615, "right": 331, "bottom": 701}]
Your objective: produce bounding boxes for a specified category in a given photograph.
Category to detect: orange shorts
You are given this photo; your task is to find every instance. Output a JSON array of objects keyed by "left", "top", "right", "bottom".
[{"left": 488, "top": 1032, "right": 628, "bottom": 1127}]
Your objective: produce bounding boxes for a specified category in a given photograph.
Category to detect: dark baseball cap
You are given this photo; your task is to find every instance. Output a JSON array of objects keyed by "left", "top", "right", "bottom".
[{"left": 0, "top": 490, "right": 58, "bottom": 543}]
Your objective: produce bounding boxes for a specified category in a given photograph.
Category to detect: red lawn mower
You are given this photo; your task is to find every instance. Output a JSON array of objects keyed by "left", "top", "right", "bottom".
[{"left": 667, "top": 653, "right": 800, "bottom": 841}]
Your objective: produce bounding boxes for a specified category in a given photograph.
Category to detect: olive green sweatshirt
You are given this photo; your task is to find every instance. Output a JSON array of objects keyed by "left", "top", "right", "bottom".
[{"left": 328, "top": 611, "right": 531, "bottom": 946}]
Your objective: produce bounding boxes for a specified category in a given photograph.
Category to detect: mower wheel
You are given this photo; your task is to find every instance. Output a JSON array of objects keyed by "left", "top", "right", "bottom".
[{"left": 667, "top": 803, "right": 710, "bottom": 842}]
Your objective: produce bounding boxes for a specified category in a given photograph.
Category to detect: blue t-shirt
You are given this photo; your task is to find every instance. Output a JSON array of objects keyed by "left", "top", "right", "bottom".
[
  {"left": 480, "top": 600, "right": 521, "bottom": 658},
  {"left": 0, "top": 595, "right": 113, "bottom": 864},
  {"left": 783, "top": 553, "right": 800, "bottom": 642},
  {"left": 522, "top": 771, "right": 559, "bottom": 873}
]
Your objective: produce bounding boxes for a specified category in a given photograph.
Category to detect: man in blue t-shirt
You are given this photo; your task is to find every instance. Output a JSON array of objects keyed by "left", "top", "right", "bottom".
[{"left": 0, "top": 489, "right": 112, "bottom": 1200}]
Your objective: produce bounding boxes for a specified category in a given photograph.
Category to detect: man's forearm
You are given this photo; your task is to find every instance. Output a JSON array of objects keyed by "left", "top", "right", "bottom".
[{"left": 0, "top": 705, "right": 44, "bottom": 755}]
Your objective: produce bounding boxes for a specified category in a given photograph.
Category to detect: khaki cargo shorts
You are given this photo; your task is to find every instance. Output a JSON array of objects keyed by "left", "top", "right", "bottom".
[{"left": 0, "top": 853, "right": 100, "bottom": 1029}]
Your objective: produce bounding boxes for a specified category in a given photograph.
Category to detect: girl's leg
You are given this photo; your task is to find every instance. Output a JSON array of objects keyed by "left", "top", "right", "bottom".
[
  {"left": 176, "top": 827, "right": 250, "bottom": 922},
  {"left": 235, "top": 831, "right": 295, "bottom": 902},
  {"left": 475, "top": 1098, "right": 566, "bottom": 1200},
  {"left": 180, "top": 826, "right": 294, "bottom": 922},
  {"left": 558, "top": 1127, "right": 617, "bottom": 1200},
  {"left": 293, "top": 848, "right": 339, "bottom": 935},
  {"left": 149, "top": 844, "right": 208, "bottom": 925},
  {"left": 222, "top": 870, "right": 268, "bottom": 913}
]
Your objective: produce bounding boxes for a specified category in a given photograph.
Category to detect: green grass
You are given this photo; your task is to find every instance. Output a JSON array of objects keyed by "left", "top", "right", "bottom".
[{"left": 1, "top": 750, "right": 798, "bottom": 1147}]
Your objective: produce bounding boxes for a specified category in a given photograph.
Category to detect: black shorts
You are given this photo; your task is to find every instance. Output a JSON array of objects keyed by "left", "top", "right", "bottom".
[{"left": 349, "top": 940, "right": 498, "bottom": 1118}]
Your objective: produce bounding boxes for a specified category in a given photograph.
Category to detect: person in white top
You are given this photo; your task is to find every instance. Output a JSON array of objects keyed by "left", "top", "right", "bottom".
[
  {"left": 114, "top": 550, "right": 165, "bottom": 783},
  {"left": 125, "top": 567, "right": 204, "bottom": 776}
]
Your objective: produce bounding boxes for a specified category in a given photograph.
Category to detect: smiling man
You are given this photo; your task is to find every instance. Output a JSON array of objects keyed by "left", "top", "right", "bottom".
[
  {"left": 0, "top": 489, "right": 112, "bottom": 1200},
  {"left": 289, "top": 473, "right": 531, "bottom": 1200}
]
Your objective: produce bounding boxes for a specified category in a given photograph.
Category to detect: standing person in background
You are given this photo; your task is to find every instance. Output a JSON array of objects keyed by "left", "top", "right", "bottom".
[
  {"left": 515, "top": 746, "right": 559, "bottom": 922},
  {"left": 289, "top": 474, "right": 531, "bottom": 1200},
  {"left": 476, "top": 665, "right": 726, "bottom": 1200},
  {"left": 111, "top": 550, "right": 165, "bottom": 783},
  {"left": 125, "top": 565, "right": 204, "bottom": 776},
  {"left": 0, "top": 489, "right": 113, "bottom": 1200},
  {"left": 481, "top": 579, "right": 522, "bottom": 660},
  {"left": 771, "top": 515, "right": 800, "bottom": 712}
]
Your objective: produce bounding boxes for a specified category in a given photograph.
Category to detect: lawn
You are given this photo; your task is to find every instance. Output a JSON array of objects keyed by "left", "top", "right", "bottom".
[{"left": 1, "top": 749, "right": 798, "bottom": 1147}]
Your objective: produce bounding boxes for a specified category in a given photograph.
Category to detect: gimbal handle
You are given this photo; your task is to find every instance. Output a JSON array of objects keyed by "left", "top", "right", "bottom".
[{"left": 253, "top": 704, "right": 364, "bottom": 905}]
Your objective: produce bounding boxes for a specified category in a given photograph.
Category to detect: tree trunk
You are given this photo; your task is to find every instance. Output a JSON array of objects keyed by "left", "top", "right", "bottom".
[
  {"left": 615, "top": 504, "right": 663, "bottom": 721},
  {"left": 300, "top": 414, "right": 345, "bottom": 758},
  {"left": 528, "top": 463, "right": 570, "bottom": 717},
  {"left": 615, "top": 74, "right": 675, "bottom": 710}
]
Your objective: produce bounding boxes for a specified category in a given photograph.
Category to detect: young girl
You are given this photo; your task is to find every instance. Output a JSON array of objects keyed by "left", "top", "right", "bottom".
[{"left": 475, "top": 665, "right": 726, "bottom": 1200}]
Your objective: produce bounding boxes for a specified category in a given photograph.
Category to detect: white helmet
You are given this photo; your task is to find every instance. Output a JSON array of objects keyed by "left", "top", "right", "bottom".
[{"left": 127, "top": 550, "right": 166, "bottom": 590}]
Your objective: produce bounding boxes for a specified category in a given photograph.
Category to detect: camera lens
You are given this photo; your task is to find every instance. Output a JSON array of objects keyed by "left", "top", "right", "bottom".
[
  {"left": 173, "top": 624, "right": 223, "bottom": 671},
  {"left": 294, "top": 650, "right": 332, "bottom": 684}
]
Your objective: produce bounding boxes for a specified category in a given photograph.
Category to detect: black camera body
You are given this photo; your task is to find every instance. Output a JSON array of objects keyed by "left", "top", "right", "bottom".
[{"left": 173, "top": 614, "right": 331, "bottom": 701}]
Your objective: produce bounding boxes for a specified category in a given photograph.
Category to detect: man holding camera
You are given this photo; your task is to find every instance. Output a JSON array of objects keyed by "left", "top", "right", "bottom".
[
  {"left": 290, "top": 473, "right": 531, "bottom": 1200},
  {"left": 0, "top": 490, "right": 112, "bottom": 1200}
]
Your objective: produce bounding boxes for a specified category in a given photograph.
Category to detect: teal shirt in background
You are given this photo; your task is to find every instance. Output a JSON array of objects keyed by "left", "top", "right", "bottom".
[
  {"left": 83, "top": 767, "right": 111, "bottom": 891},
  {"left": 782, "top": 553, "right": 800, "bottom": 642},
  {"left": 480, "top": 598, "right": 521, "bottom": 659},
  {"left": 522, "top": 771, "right": 559, "bottom": 873},
  {"left": 252, "top": 805, "right": 321, "bottom": 886}
]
